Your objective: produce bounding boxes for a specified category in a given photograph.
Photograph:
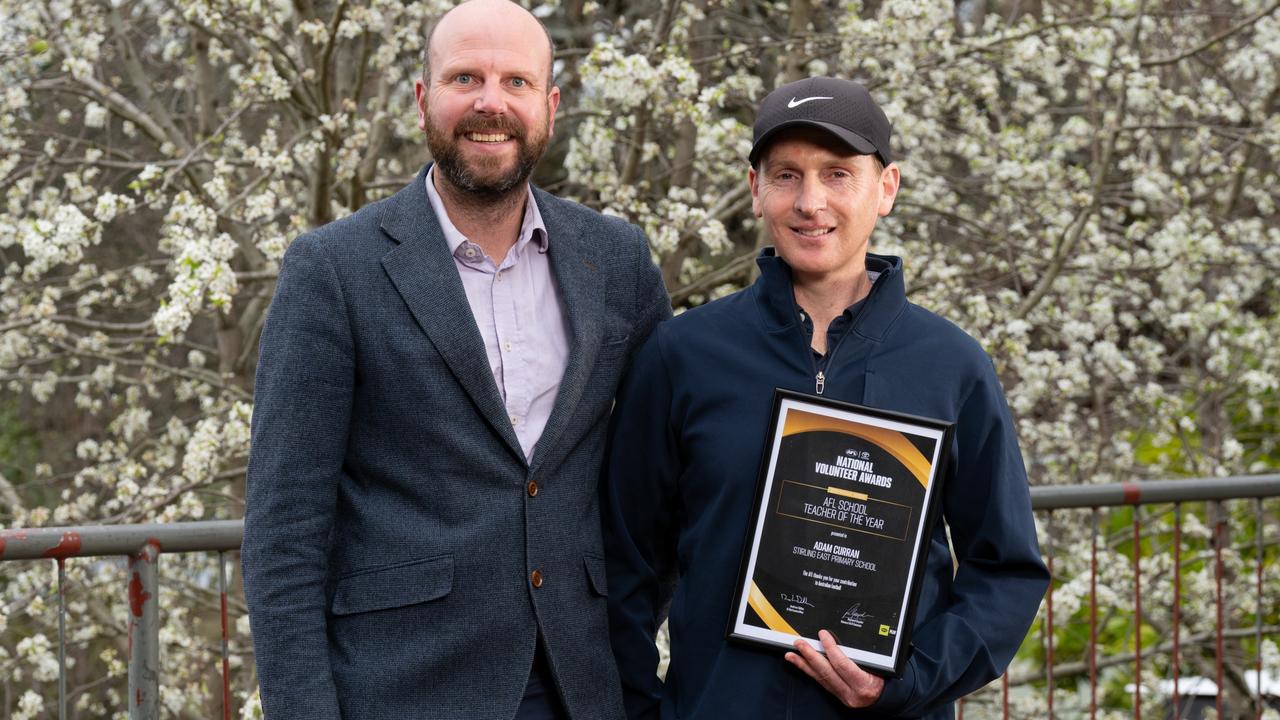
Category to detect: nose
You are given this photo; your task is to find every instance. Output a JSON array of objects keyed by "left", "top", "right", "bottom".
[
  {"left": 794, "top": 175, "right": 826, "bottom": 216},
  {"left": 473, "top": 80, "right": 507, "bottom": 115}
]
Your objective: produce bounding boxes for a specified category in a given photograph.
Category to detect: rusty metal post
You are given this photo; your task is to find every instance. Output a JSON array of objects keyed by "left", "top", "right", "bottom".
[
  {"left": 1213, "top": 500, "right": 1226, "bottom": 720},
  {"left": 1256, "top": 498, "right": 1264, "bottom": 720},
  {"left": 1173, "top": 503, "right": 1182, "bottom": 717},
  {"left": 1089, "top": 507, "right": 1098, "bottom": 720},
  {"left": 57, "top": 559, "right": 67, "bottom": 720},
  {"left": 128, "top": 541, "right": 160, "bottom": 720},
  {"left": 219, "top": 551, "right": 232, "bottom": 720},
  {"left": 1133, "top": 505, "right": 1142, "bottom": 720},
  {"left": 1045, "top": 510, "right": 1055, "bottom": 719}
]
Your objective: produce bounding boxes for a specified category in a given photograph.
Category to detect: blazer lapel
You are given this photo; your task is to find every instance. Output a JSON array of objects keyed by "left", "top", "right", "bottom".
[
  {"left": 529, "top": 189, "right": 605, "bottom": 475},
  {"left": 378, "top": 167, "right": 525, "bottom": 464}
]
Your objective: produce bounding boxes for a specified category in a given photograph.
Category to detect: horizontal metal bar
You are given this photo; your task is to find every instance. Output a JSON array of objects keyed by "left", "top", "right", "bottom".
[
  {"left": 0, "top": 520, "right": 242, "bottom": 561},
  {"left": 1, "top": 474, "right": 1277, "bottom": 561},
  {"left": 1029, "top": 474, "right": 1280, "bottom": 510}
]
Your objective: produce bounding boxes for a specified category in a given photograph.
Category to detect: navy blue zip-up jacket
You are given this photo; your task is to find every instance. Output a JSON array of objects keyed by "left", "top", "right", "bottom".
[{"left": 602, "top": 250, "right": 1049, "bottom": 719}]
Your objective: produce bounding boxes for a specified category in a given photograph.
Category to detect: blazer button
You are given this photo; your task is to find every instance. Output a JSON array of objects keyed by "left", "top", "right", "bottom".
[
  {"left": 527, "top": 481, "right": 539, "bottom": 497},
  {"left": 531, "top": 570, "right": 544, "bottom": 588}
]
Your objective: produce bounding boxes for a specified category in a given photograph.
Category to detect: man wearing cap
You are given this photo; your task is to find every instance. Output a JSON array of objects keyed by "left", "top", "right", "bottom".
[{"left": 601, "top": 77, "right": 1048, "bottom": 719}]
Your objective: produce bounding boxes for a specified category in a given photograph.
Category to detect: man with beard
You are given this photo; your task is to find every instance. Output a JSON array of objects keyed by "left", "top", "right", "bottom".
[{"left": 242, "top": 1, "right": 669, "bottom": 718}]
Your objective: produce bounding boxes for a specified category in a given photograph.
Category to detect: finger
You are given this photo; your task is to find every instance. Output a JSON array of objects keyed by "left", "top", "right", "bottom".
[
  {"left": 819, "top": 630, "right": 869, "bottom": 686},
  {"left": 784, "top": 651, "right": 811, "bottom": 675},
  {"left": 787, "top": 645, "right": 822, "bottom": 677},
  {"left": 815, "top": 630, "right": 885, "bottom": 706},
  {"left": 792, "top": 638, "right": 846, "bottom": 695}
]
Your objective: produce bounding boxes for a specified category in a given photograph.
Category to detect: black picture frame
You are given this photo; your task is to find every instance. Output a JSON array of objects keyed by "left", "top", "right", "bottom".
[{"left": 726, "top": 388, "right": 954, "bottom": 677}]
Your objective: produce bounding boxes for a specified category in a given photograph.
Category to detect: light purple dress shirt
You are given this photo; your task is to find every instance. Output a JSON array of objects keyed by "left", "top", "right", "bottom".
[{"left": 425, "top": 167, "right": 571, "bottom": 462}]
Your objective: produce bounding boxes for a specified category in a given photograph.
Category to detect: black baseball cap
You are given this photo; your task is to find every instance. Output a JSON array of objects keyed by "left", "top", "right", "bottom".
[{"left": 749, "top": 77, "right": 892, "bottom": 168}]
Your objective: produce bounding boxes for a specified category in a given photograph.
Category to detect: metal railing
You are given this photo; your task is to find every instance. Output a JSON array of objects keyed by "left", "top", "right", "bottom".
[
  {"left": 967, "top": 474, "right": 1280, "bottom": 720},
  {"left": 0, "top": 521, "right": 242, "bottom": 719},
  {"left": 1, "top": 474, "right": 1278, "bottom": 719}
]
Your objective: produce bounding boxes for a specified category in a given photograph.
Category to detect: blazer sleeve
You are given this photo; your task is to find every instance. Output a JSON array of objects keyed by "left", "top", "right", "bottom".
[
  {"left": 601, "top": 326, "right": 681, "bottom": 720},
  {"left": 242, "top": 236, "right": 353, "bottom": 720},
  {"left": 870, "top": 360, "right": 1050, "bottom": 717},
  {"left": 628, "top": 224, "right": 674, "bottom": 354}
]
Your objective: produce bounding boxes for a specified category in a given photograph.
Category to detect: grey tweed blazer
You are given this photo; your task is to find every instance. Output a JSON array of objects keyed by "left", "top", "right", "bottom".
[{"left": 242, "top": 164, "right": 670, "bottom": 720}]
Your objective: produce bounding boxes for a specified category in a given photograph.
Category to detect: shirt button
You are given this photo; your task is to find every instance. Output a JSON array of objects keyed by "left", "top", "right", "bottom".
[
  {"left": 527, "top": 481, "right": 539, "bottom": 497},
  {"left": 530, "top": 570, "right": 544, "bottom": 588},
  {"left": 510, "top": 415, "right": 520, "bottom": 425},
  {"left": 504, "top": 341, "right": 513, "bottom": 352},
  {"left": 464, "top": 247, "right": 477, "bottom": 258}
]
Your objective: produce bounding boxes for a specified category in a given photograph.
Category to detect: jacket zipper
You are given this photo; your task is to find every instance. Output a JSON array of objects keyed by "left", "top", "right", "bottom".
[
  {"left": 812, "top": 328, "right": 853, "bottom": 396},
  {"left": 802, "top": 279, "right": 878, "bottom": 395}
]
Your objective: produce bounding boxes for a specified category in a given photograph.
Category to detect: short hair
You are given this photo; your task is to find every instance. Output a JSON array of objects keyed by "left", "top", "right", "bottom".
[{"left": 420, "top": 6, "right": 556, "bottom": 86}]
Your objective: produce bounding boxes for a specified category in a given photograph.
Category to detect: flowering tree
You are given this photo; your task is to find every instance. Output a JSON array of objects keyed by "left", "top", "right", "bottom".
[{"left": 1, "top": 0, "right": 1277, "bottom": 717}]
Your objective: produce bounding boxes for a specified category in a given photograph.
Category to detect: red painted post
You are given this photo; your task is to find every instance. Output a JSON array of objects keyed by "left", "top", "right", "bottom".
[
  {"left": 128, "top": 541, "right": 160, "bottom": 720},
  {"left": 1002, "top": 672, "right": 1009, "bottom": 720}
]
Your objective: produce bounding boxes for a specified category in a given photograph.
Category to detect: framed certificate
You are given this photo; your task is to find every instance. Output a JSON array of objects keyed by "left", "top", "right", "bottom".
[{"left": 727, "top": 389, "right": 953, "bottom": 677}]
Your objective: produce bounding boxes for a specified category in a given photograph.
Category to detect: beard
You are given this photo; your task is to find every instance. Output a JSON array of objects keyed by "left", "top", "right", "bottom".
[{"left": 425, "top": 108, "right": 550, "bottom": 201}]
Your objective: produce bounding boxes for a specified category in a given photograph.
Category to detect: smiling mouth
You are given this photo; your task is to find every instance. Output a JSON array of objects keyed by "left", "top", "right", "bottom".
[
  {"left": 466, "top": 132, "right": 512, "bottom": 143},
  {"left": 793, "top": 227, "right": 834, "bottom": 237}
]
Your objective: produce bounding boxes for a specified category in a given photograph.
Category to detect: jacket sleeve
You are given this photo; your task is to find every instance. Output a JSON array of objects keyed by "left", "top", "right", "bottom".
[
  {"left": 870, "top": 359, "right": 1050, "bottom": 717},
  {"left": 601, "top": 326, "right": 681, "bottom": 720},
  {"left": 628, "top": 224, "right": 674, "bottom": 352},
  {"left": 242, "top": 237, "right": 353, "bottom": 720}
]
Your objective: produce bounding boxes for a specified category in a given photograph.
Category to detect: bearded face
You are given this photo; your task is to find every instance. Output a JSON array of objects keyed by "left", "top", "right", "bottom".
[{"left": 424, "top": 98, "right": 552, "bottom": 200}]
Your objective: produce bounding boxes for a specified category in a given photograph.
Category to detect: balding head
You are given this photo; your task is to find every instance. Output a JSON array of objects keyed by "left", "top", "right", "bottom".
[{"left": 422, "top": 0, "right": 556, "bottom": 86}]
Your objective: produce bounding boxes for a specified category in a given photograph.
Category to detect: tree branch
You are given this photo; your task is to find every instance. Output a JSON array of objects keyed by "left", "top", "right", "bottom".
[{"left": 1141, "top": 0, "right": 1280, "bottom": 67}]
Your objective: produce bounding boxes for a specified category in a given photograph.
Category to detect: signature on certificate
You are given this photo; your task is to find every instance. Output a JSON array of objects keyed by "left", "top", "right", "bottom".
[
  {"left": 841, "top": 603, "right": 871, "bottom": 626},
  {"left": 780, "top": 593, "right": 815, "bottom": 608}
]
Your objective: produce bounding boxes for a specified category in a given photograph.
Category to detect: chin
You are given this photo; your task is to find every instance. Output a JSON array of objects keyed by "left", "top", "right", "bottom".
[{"left": 778, "top": 251, "right": 837, "bottom": 276}]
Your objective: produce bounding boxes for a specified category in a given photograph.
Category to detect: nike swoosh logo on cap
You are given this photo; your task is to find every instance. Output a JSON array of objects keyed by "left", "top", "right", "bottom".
[{"left": 788, "top": 96, "right": 834, "bottom": 108}]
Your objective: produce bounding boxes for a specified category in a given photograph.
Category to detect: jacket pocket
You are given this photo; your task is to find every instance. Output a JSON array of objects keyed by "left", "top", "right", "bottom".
[
  {"left": 598, "top": 332, "right": 631, "bottom": 358},
  {"left": 584, "top": 553, "right": 608, "bottom": 597},
  {"left": 330, "top": 554, "right": 453, "bottom": 616}
]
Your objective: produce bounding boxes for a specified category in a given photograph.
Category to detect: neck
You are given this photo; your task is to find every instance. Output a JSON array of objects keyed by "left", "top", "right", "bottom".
[
  {"left": 792, "top": 265, "right": 871, "bottom": 354},
  {"left": 433, "top": 171, "right": 527, "bottom": 262}
]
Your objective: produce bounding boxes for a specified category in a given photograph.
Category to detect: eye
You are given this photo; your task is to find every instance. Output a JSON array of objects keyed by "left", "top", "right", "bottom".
[
  {"left": 455, "top": 73, "right": 474, "bottom": 85},
  {"left": 511, "top": 77, "right": 527, "bottom": 88}
]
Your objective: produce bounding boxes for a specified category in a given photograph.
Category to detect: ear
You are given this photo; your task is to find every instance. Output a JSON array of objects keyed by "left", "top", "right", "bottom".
[
  {"left": 877, "top": 162, "right": 901, "bottom": 217},
  {"left": 547, "top": 85, "right": 561, "bottom": 136},
  {"left": 749, "top": 166, "right": 763, "bottom": 218},
  {"left": 414, "top": 77, "right": 429, "bottom": 132}
]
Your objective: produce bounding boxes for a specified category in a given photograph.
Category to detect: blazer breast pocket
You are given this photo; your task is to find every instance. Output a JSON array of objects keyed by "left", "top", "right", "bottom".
[
  {"left": 597, "top": 333, "right": 631, "bottom": 362},
  {"left": 330, "top": 554, "right": 453, "bottom": 616}
]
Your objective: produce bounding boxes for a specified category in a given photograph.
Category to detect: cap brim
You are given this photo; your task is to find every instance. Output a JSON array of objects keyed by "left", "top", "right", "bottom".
[{"left": 749, "top": 120, "right": 879, "bottom": 165}]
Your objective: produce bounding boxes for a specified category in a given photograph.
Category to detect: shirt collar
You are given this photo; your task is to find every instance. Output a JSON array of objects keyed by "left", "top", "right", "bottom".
[
  {"left": 424, "top": 164, "right": 549, "bottom": 259},
  {"left": 753, "top": 248, "right": 906, "bottom": 342}
]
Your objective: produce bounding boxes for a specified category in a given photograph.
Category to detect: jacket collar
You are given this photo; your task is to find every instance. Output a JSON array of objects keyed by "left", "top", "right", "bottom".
[
  {"left": 377, "top": 164, "right": 606, "bottom": 472},
  {"left": 752, "top": 247, "right": 907, "bottom": 343}
]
